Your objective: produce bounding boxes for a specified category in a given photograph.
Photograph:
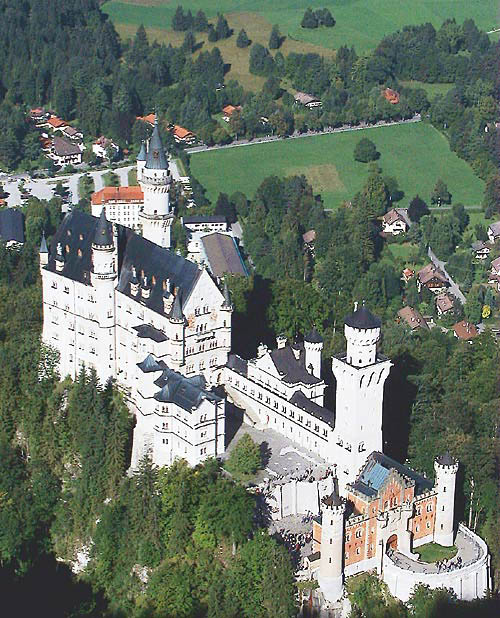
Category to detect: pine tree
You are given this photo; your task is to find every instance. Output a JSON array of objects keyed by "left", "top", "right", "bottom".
[
  {"left": 431, "top": 178, "right": 451, "bottom": 206},
  {"left": 301, "top": 8, "right": 318, "bottom": 29},
  {"left": 171, "top": 5, "right": 187, "bottom": 31},
  {"left": 215, "top": 13, "right": 230, "bottom": 40},
  {"left": 236, "top": 28, "right": 250, "bottom": 48},
  {"left": 193, "top": 9, "right": 209, "bottom": 32},
  {"left": 182, "top": 30, "right": 196, "bottom": 54},
  {"left": 269, "top": 24, "right": 281, "bottom": 49},
  {"left": 207, "top": 24, "right": 217, "bottom": 42}
]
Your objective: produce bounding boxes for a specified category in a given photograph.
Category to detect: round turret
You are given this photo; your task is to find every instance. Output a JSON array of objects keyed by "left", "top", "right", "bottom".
[
  {"left": 318, "top": 489, "right": 346, "bottom": 603},
  {"left": 304, "top": 327, "right": 323, "bottom": 378},
  {"left": 344, "top": 303, "right": 381, "bottom": 367},
  {"left": 434, "top": 453, "right": 458, "bottom": 547}
]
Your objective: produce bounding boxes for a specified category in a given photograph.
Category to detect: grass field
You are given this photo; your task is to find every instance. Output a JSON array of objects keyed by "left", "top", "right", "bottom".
[
  {"left": 103, "top": 0, "right": 499, "bottom": 55},
  {"left": 416, "top": 543, "right": 458, "bottom": 563},
  {"left": 190, "top": 122, "right": 485, "bottom": 210},
  {"left": 400, "top": 81, "right": 454, "bottom": 100}
]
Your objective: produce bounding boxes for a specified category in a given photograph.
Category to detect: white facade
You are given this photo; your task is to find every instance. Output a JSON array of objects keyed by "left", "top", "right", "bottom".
[
  {"left": 41, "top": 209, "right": 232, "bottom": 468},
  {"left": 130, "top": 355, "right": 225, "bottom": 468}
]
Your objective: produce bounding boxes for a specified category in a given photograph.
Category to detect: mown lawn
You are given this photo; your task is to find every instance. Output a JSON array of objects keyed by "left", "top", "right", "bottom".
[
  {"left": 400, "top": 81, "right": 454, "bottom": 100},
  {"left": 416, "top": 542, "right": 458, "bottom": 563},
  {"left": 103, "top": 0, "right": 499, "bottom": 54},
  {"left": 190, "top": 122, "right": 485, "bottom": 210}
]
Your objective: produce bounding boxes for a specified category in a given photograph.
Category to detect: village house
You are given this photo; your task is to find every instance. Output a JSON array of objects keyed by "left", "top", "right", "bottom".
[
  {"left": 170, "top": 125, "right": 196, "bottom": 145},
  {"left": 453, "top": 321, "right": 478, "bottom": 342},
  {"left": 417, "top": 263, "right": 449, "bottom": 294},
  {"left": 294, "top": 92, "right": 322, "bottom": 108},
  {"left": 487, "top": 221, "right": 500, "bottom": 244},
  {"left": 490, "top": 256, "right": 500, "bottom": 277},
  {"left": 397, "top": 306, "right": 429, "bottom": 332},
  {"left": 45, "top": 116, "right": 68, "bottom": 132},
  {"left": 471, "top": 240, "right": 491, "bottom": 260},
  {"left": 383, "top": 88, "right": 400, "bottom": 104},
  {"left": 92, "top": 136, "right": 119, "bottom": 159},
  {"left": 48, "top": 136, "right": 83, "bottom": 166},
  {"left": 62, "top": 126, "right": 83, "bottom": 141},
  {"left": 29, "top": 107, "right": 50, "bottom": 125},
  {"left": 401, "top": 268, "right": 414, "bottom": 283},
  {"left": 382, "top": 208, "right": 410, "bottom": 236},
  {"left": 222, "top": 104, "right": 242, "bottom": 122},
  {"left": 435, "top": 293, "right": 454, "bottom": 316}
]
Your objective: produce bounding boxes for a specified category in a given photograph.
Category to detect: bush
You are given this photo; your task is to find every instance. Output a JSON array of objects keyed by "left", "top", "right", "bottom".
[
  {"left": 354, "top": 138, "right": 379, "bottom": 163},
  {"left": 301, "top": 8, "right": 318, "bottom": 29}
]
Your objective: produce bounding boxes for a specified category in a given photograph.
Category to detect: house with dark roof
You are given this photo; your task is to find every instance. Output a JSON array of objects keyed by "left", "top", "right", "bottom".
[
  {"left": 487, "top": 221, "right": 500, "bottom": 244},
  {"left": 0, "top": 208, "right": 24, "bottom": 248},
  {"left": 48, "top": 136, "right": 83, "bottom": 166},
  {"left": 471, "top": 240, "right": 491, "bottom": 260},
  {"left": 294, "top": 92, "right": 322, "bottom": 108},
  {"left": 417, "top": 263, "right": 449, "bottom": 294}
]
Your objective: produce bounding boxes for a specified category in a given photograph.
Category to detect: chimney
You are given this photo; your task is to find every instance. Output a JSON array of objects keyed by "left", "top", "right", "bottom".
[{"left": 276, "top": 334, "right": 287, "bottom": 349}]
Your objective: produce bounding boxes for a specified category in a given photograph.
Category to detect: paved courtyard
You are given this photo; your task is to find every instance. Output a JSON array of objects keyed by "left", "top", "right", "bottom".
[{"left": 224, "top": 403, "right": 328, "bottom": 483}]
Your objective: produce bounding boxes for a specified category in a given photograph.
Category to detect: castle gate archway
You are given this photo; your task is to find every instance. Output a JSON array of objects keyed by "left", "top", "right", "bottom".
[{"left": 386, "top": 535, "right": 398, "bottom": 552}]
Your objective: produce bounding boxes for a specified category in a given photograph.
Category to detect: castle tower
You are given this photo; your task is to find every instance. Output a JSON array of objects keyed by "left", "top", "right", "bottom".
[
  {"left": 39, "top": 231, "right": 49, "bottom": 273},
  {"left": 91, "top": 208, "right": 117, "bottom": 382},
  {"left": 318, "top": 485, "right": 346, "bottom": 603},
  {"left": 331, "top": 304, "right": 392, "bottom": 487},
  {"left": 433, "top": 453, "right": 459, "bottom": 546},
  {"left": 304, "top": 328, "right": 323, "bottom": 378},
  {"left": 137, "top": 140, "right": 147, "bottom": 182},
  {"left": 138, "top": 115, "right": 174, "bottom": 249}
]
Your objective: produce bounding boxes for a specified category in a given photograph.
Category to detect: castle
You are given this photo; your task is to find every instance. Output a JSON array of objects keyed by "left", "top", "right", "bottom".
[{"left": 39, "top": 119, "right": 490, "bottom": 605}]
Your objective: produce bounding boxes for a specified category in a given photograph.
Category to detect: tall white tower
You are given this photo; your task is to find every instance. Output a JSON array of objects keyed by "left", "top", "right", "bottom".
[
  {"left": 318, "top": 485, "right": 346, "bottom": 603},
  {"left": 91, "top": 208, "right": 117, "bottom": 383},
  {"left": 433, "top": 453, "right": 459, "bottom": 547},
  {"left": 331, "top": 304, "right": 392, "bottom": 487},
  {"left": 138, "top": 116, "right": 174, "bottom": 249}
]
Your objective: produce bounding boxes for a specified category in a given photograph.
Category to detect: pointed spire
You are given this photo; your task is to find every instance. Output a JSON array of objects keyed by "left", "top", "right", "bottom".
[
  {"left": 137, "top": 140, "right": 147, "bottom": 161},
  {"left": 39, "top": 231, "right": 48, "bottom": 254},
  {"left": 145, "top": 113, "right": 168, "bottom": 170},
  {"left": 93, "top": 208, "right": 113, "bottom": 247},
  {"left": 171, "top": 290, "right": 184, "bottom": 322},
  {"left": 222, "top": 279, "right": 232, "bottom": 308}
]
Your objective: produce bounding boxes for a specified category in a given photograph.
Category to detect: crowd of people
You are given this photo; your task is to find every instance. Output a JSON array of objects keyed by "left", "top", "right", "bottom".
[{"left": 274, "top": 528, "right": 313, "bottom": 565}]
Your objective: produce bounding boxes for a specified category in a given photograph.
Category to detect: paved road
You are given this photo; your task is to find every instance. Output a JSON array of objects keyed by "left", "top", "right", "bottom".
[
  {"left": 428, "top": 246, "right": 466, "bottom": 304},
  {"left": 186, "top": 115, "right": 422, "bottom": 154}
]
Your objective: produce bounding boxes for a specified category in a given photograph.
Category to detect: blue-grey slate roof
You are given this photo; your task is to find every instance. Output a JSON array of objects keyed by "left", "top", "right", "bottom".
[{"left": 152, "top": 367, "right": 221, "bottom": 411}]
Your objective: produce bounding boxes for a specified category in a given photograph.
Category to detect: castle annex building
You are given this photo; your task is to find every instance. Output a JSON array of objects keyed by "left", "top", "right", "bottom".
[{"left": 40, "top": 208, "right": 231, "bottom": 467}]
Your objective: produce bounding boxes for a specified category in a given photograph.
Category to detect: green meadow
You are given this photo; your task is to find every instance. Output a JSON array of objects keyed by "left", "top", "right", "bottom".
[
  {"left": 189, "top": 122, "right": 485, "bottom": 210},
  {"left": 103, "top": 0, "right": 499, "bottom": 54}
]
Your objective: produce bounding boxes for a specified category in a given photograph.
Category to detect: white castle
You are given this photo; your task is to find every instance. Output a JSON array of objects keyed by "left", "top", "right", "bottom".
[{"left": 39, "top": 122, "right": 490, "bottom": 606}]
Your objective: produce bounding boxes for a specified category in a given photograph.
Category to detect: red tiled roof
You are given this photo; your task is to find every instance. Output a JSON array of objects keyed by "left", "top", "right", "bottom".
[
  {"left": 418, "top": 263, "right": 448, "bottom": 285},
  {"left": 47, "top": 116, "right": 67, "bottom": 128},
  {"left": 436, "top": 293, "right": 454, "bottom": 313},
  {"left": 453, "top": 321, "right": 478, "bottom": 341},
  {"left": 136, "top": 114, "right": 156, "bottom": 126},
  {"left": 222, "top": 104, "right": 241, "bottom": 116},
  {"left": 397, "top": 306, "right": 429, "bottom": 330},
  {"left": 171, "top": 125, "right": 195, "bottom": 139},
  {"left": 91, "top": 186, "right": 144, "bottom": 205}
]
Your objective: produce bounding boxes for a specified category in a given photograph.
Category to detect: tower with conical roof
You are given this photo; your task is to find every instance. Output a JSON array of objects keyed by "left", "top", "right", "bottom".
[
  {"left": 39, "top": 231, "right": 49, "bottom": 273},
  {"left": 331, "top": 303, "right": 392, "bottom": 488},
  {"left": 138, "top": 115, "right": 174, "bottom": 249},
  {"left": 137, "top": 140, "right": 147, "bottom": 182},
  {"left": 138, "top": 116, "right": 174, "bottom": 249},
  {"left": 318, "top": 481, "right": 346, "bottom": 603}
]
